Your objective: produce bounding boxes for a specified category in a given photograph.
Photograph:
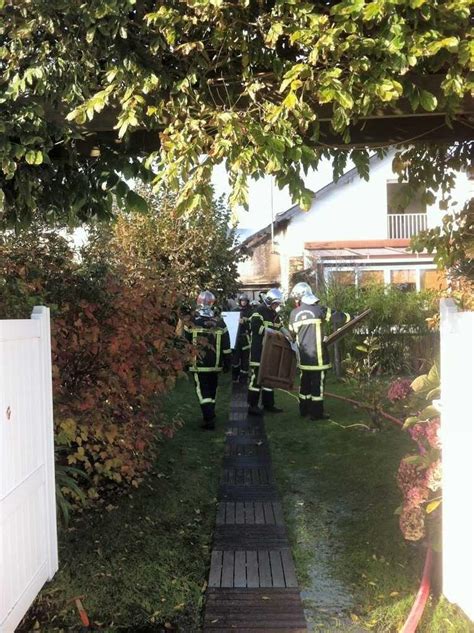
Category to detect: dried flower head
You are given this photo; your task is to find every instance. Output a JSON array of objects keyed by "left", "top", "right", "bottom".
[{"left": 400, "top": 505, "right": 426, "bottom": 541}]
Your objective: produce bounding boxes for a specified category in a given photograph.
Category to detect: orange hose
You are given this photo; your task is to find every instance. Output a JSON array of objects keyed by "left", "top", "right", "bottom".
[
  {"left": 74, "top": 598, "right": 90, "bottom": 627},
  {"left": 325, "top": 390, "right": 432, "bottom": 632},
  {"left": 325, "top": 391, "right": 404, "bottom": 426},
  {"left": 399, "top": 547, "right": 433, "bottom": 633}
]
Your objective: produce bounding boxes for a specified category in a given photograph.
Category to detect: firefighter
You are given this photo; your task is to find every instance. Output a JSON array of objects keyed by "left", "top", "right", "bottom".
[
  {"left": 247, "top": 287, "right": 285, "bottom": 416},
  {"left": 231, "top": 292, "right": 253, "bottom": 384},
  {"left": 289, "top": 283, "right": 351, "bottom": 421},
  {"left": 184, "top": 290, "right": 232, "bottom": 429}
]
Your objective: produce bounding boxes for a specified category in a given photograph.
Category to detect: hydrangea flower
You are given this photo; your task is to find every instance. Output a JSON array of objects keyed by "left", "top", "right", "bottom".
[
  {"left": 387, "top": 378, "right": 412, "bottom": 402},
  {"left": 406, "top": 485, "right": 429, "bottom": 507},
  {"left": 409, "top": 423, "right": 428, "bottom": 455},
  {"left": 425, "top": 459, "right": 442, "bottom": 492},
  {"left": 425, "top": 418, "right": 441, "bottom": 449},
  {"left": 397, "top": 459, "right": 425, "bottom": 495}
]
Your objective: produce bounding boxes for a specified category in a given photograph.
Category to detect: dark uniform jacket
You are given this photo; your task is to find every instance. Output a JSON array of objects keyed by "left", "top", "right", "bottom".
[
  {"left": 184, "top": 314, "right": 231, "bottom": 372},
  {"left": 289, "top": 303, "right": 350, "bottom": 370},
  {"left": 249, "top": 304, "right": 282, "bottom": 366},
  {"left": 232, "top": 304, "right": 253, "bottom": 350}
]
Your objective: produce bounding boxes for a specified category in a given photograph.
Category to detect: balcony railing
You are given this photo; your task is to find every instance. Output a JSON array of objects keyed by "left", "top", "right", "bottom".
[{"left": 387, "top": 213, "right": 428, "bottom": 239}]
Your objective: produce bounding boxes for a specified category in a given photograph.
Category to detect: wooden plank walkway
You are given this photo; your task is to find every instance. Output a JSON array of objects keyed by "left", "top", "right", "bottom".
[{"left": 203, "top": 383, "right": 307, "bottom": 632}]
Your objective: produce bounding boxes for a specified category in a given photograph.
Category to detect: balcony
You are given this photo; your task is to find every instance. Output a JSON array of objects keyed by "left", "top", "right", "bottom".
[{"left": 387, "top": 213, "right": 428, "bottom": 239}]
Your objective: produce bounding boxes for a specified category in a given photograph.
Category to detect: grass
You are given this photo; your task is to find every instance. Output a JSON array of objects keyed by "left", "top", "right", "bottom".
[
  {"left": 266, "top": 376, "right": 474, "bottom": 632},
  {"left": 18, "top": 374, "right": 232, "bottom": 632},
  {"left": 19, "top": 373, "right": 473, "bottom": 632}
]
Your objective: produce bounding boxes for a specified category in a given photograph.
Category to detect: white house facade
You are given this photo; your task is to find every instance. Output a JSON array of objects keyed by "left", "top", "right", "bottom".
[{"left": 238, "top": 152, "right": 472, "bottom": 295}]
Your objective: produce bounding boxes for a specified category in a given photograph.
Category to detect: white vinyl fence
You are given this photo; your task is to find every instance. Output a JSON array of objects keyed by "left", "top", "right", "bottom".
[
  {"left": 440, "top": 298, "right": 474, "bottom": 621},
  {"left": 0, "top": 307, "right": 58, "bottom": 632}
]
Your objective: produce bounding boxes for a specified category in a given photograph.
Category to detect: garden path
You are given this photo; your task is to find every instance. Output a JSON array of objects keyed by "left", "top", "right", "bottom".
[{"left": 202, "top": 383, "right": 308, "bottom": 632}]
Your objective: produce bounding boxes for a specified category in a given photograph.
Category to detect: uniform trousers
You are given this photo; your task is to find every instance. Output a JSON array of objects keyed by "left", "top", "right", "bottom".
[
  {"left": 232, "top": 337, "right": 250, "bottom": 382},
  {"left": 193, "top": 372, "right": 219, "bottom": 422},
  {"left": 247, "top": 366, "right": 274, "bottom": 408},
  {"left": 299, "top": 369, "right": 326, "bottom": 419}
]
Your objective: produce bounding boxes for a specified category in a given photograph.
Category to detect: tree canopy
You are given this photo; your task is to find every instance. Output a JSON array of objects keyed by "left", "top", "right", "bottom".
[{"left": 0, "top": 0, "right": 472, "bottom": 225}]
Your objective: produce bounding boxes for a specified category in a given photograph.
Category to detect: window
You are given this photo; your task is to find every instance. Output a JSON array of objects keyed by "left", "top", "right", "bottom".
[
  {"left": 329, "top": 270, "right": 355, "bottom": 286},
  {"left": 387, "top": 182, "right": 427, "bottom": 215},
  {"left": 420, "top": 269, "right": 447, "bottom": 291},
  {"left": 359, "top": 270, "right": 384, "bottom": 286},
  {"left": 391, "top": 269, "right": 416, "bottom": 292}
]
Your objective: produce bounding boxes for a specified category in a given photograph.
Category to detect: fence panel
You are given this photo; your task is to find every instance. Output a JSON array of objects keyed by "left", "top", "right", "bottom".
[
  {"left": 440, "top": 298, "right": 474, "bottom": 621},
  {"left": 0, "top": 307, "right": 57, "bottom": 632}
]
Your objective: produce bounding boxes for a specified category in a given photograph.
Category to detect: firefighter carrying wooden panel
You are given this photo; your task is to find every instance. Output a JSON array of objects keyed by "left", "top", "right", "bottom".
[
  {"left": 231, "top": 293, "right": 253, "bottom": 385},
  {"left": 247, "top": 288, "right": 286, "bottom": 417}
]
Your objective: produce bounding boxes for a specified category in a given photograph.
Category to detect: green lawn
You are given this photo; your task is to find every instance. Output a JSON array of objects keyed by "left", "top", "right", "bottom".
[
  {"left": 19, "top": 375, "right": 230, "bottom": 632},
  {"left": 19, "top": 373, "right": 473, "bottom": 632},
  {"left": 266, "top": 377, "right": 474, "bottom": 633}
]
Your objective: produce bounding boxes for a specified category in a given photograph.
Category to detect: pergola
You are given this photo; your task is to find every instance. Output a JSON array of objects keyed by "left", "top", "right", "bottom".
[{"left": 71, "top": 75, "right": 473, "bottom": 156}]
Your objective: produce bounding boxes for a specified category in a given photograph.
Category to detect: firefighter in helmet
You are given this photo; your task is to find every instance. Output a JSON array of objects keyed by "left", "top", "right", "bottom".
[
  {"left": 247, "top": 287, "right": 285, "bottom": 416},
  {"left": 231, "top": 292, "right": 253, "bottom": 384},
  {"left": 289, "top": 282, "right": 351, "bottom": 420},
  {"left": 184, "top": 290, "right": 231, "bottom": 429}
]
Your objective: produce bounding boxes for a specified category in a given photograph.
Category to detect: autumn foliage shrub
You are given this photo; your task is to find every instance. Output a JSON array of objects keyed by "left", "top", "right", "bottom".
[{"left": 0, "top": 225, "right": 190, "bottom": 505}]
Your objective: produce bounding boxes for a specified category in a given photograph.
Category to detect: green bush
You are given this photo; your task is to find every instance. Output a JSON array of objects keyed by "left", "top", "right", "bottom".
[{"left": 317, "top": 280, "right": 440, "bottom": 374}]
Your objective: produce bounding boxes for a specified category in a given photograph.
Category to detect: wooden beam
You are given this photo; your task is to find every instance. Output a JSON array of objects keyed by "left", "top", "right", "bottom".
[{"left": 73, "top": 113, "right": 473, "bottom": 157}]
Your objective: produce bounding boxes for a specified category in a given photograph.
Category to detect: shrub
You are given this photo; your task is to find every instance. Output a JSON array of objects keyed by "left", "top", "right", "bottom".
[
  {"left": 317, "top": 280, "right": 439, "bottom": 374},
  {"left": 0, "top": 224, "right": 190, "bottom": 507},
  {"left": 393, "top": 365, "right": 442, "bottom": 547}
]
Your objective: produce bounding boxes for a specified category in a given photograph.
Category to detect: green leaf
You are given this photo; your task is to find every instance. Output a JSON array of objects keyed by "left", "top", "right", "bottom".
[
  {"left": 404, "top": 454, "right": 426, "bottom": 466},
  {"left": 403, "top": 416, "right": 419, "bottom": 430},
  {"left": 126, "top": 190, "right": 148, "bottom": 213},
  {"left": 419, "top": 90, "right": 438, "bottom": 112},
  {"left": 426, "top": 387, "right": 441, "bottom": 401},
  {"left": 283, "top": 91, "right": 297, "bottom": 110},
  {"left": 427, "top": 364, "right": 439, "bottom": 384},
  {"left": 334, "top": 91, "right": 353, "bottom": 109},
  {"left": 426, "top": 499, "right": 441, "bottom": 514},
  {"left": 410, "top": 374, "right": 429, "bottom": 393},
  {"left": 25, "top": 150, "right": 36, "bottom": 165},
  {"left": 419, "top": 405, "right": 440, "bottom": 420}
]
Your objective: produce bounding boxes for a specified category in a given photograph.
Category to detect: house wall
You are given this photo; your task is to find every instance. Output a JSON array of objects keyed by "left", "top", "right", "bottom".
[
  {"left": 283, "top": 154, "right": 471, "bottom": 252},
  {"left": 239, "top": 153, "right": 472, "bottom": 292},
  {"left": 238, "top": 239, "right": 281, "bottom": 286}
]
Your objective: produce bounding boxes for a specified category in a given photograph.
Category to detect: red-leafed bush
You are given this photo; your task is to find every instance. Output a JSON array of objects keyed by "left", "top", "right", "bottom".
[
  {"left": 1, "top": 190, "right": 239, "bottom": 515},
  {"left": 0, "top": 225, "right": 190, "bottom": 507}
]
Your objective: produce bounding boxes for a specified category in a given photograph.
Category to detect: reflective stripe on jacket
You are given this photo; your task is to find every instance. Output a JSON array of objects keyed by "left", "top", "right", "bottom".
[
  {"left": 184, "top": 314, "right": 231, "bottom": 372},
  {"left": 289, "top": 304, "right": 350, "bottom": 370}
]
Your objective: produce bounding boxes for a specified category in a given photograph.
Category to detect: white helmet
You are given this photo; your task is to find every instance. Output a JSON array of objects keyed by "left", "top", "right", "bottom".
[
  {"left": 291, "top": 282, "right": 313, "bottom": 301},
  {"left": 196, "top": 290, "right": 216, "bottom": 316},
  {"left": 301, "top": 292, "right": 319, "bottom": 305},
  {"left": 264, "top": 287, "right": 284, "bottom": 306}
]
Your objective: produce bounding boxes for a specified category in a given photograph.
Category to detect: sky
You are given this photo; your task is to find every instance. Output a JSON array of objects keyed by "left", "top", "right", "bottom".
[{"left": 211, "top": 159, "right": 336, "bottom": 232}]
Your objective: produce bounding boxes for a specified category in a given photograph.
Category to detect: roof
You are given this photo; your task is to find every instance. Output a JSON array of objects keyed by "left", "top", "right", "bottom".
[
  {"left": 304, "top": 239, "right": 432, "bottom": 261},
  {"left": 233, "top": 227, "right": 256, "bottom": 244},
  {"left": 238, "top": 155, "right": 379, "bottom": 252}
]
